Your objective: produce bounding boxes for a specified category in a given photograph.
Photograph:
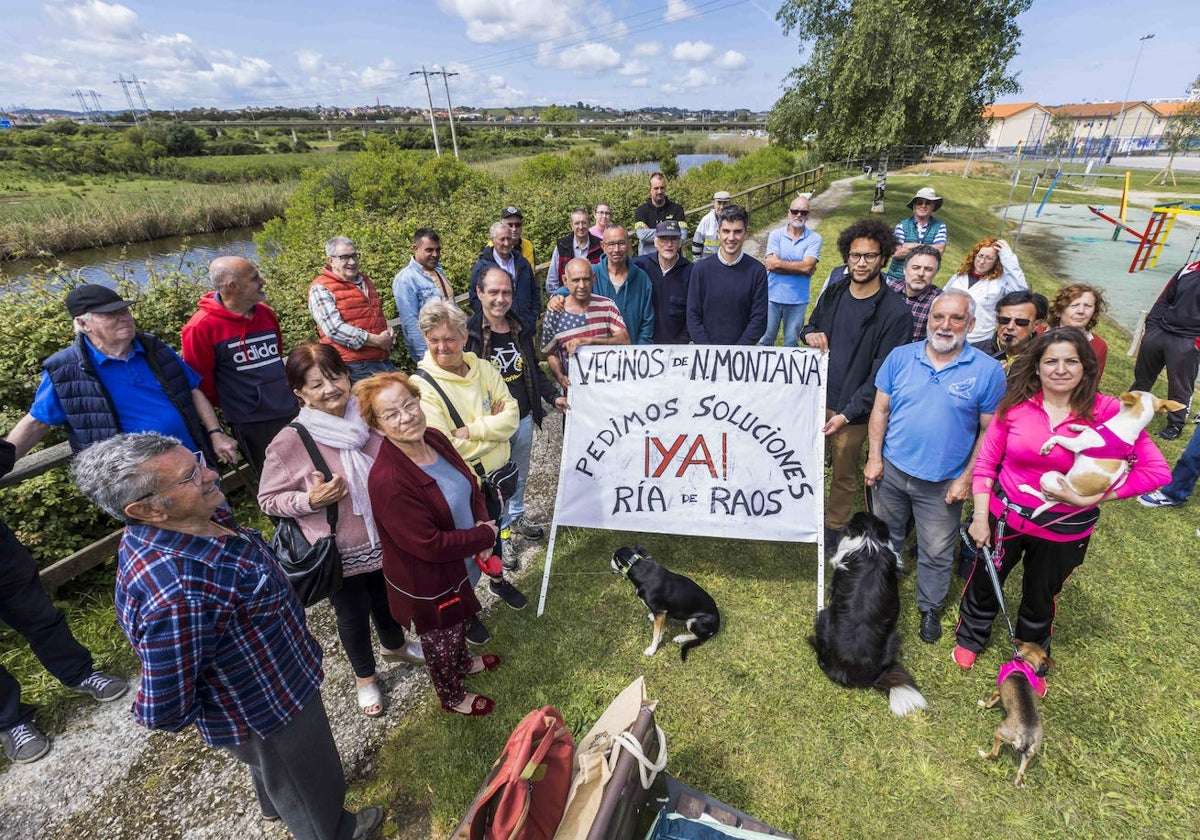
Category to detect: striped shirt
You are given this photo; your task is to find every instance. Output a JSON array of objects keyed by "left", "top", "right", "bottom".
[
  {"left": 114, "top": 508, "right": 323, "bottom": 746},
  {"left": 540, "top": 295, "right": 626, "bottom": 376}
]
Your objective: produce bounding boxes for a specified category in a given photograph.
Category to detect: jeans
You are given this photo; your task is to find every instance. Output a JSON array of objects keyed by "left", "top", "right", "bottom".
[
  {"left": 503, "top": 414, "right": 533, "bottom": 528},
  {"left": 1161, "top": 424, "right": 1200, "bottom": 503},
  {"left": 0, "top": 520, "right": 95, "bottom": 730},
  {"left": 759, "top": 301, "right": 807, "bottom": 347},
  {"left": 346, "top": 359, "right": 397, "bottom": 385},
  {"left": 870, "top": 458, "right": 963, "bottom": 613}
]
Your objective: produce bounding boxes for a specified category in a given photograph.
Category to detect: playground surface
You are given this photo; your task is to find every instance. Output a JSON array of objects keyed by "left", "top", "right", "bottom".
[{"left": 1004, "top": 199, "right": 1200, "bottom": 333}]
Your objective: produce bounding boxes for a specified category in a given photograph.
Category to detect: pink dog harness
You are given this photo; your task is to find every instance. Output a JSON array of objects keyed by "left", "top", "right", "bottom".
[
  {"left": 998, "top": 658, "right": 1048, "bottom": 698},
  {"left": 1077, "top": 421, "right": 1137, "bottom": 462}
]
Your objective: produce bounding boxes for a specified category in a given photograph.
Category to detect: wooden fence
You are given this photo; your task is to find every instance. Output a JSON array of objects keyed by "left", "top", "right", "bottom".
[{"left": 5, "top": 165, "right": 826, "bottom": 591}]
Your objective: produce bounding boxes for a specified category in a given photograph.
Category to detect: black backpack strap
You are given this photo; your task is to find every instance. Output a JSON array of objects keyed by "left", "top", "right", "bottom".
[
  {"left": 289, "top": 422, "right": 338, "bottom": 532},
  {"left": 412, "top": 369, "right": 466, "bottom": 429},
  {"left": 412, "top": 370, "right": 488, "bottom": 479}
]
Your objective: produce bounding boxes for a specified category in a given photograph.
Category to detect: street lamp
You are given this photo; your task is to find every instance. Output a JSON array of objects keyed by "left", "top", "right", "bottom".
[{"left": 1114, "top": 33, "right": 1155, "bottom": 155}]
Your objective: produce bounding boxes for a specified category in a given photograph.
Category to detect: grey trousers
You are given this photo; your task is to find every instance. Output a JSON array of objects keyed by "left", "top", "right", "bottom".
[
  {"left": 224, "top": 691, "right": 355, "bottom": 840},
  {"left": 870, "top": 457, "right": 963, "bottom": 614}
]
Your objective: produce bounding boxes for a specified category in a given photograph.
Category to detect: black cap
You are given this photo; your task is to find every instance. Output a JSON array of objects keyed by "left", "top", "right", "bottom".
[
  {"left": 66, "top": 285, "right": 134, "bottom": 318},
  {"left": 501, "top": 205, "right": 523, "bottom": 219}
]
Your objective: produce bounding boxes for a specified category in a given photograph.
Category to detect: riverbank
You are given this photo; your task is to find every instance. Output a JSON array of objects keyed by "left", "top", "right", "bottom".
[{"left": 0, "top": 180, "right": 293, "bottom": 261}]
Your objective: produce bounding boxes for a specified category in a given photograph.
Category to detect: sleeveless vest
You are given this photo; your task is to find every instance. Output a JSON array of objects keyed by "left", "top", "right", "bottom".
[
  {"left": 554, "top": 233, "right": 603, "bottom": 286},
  {"left": 886, "top": 216, "right": 945, "bottom": 282},
  {"left": 42, "top": 332, "right": 213, "bottom": 463},
  {"left": 310, "top": 269, "right": 388, "bottom": 363}
]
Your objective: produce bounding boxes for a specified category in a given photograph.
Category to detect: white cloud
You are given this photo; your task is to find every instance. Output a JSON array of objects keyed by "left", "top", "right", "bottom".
[
  {"left": 632, "top": 41, "right": 662, "bottom": 58},
  {"left": 437, "top": 0, "right": 586, "bottom": 44},
  {"left": 556, "top": 42, "right": 622, "bottom": 72},
  {"left": 619, "top": 60, "right": 650, "bottom": 77},
  {"left": 714, "top": 50, "right": 748, "bottom": 70},
  {"left": 664, "top": 0, "right": 699, "bottom": 22},
  {"left": 660, "top": 67, "right": 717, "bottom": 93},
  {"left": 629, "top": 77, "right": 649, "bottom": 88},
  {"left": 61, "top": 0, "right": 140, "bottom": 39},
  {"left": 671, "top": 41, "right": 715, "bottom": 62},
  {"left": 295, "top": 50, "right": 323, "bottom": 76}
]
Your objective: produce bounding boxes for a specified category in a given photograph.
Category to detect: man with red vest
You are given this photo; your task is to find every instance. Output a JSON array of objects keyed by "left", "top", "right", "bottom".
[
  {"left": 545, "top": 208, "right": 603, "bottom": 293},
  {"left": 308, "top": 236, "right": 397, "bottom": 383}
]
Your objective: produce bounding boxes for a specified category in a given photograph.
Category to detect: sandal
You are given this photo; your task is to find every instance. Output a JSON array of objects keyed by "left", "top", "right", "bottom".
[
  {"left": 381, "top": 640, "right": 425, "bottom": 665},
  {"left": 467, "top": 654, "right": 502, "bottom": 675},
  {"left": 442, "top": 693, "right": 494, "bottom": 717},
  {"left": 356, "top": 681, "right": 385, "bottom": 717}
]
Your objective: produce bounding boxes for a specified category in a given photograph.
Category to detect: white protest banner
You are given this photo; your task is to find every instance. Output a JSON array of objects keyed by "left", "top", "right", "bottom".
[{"left": 556, "top": 344, "right": 826, "bottom": 541}]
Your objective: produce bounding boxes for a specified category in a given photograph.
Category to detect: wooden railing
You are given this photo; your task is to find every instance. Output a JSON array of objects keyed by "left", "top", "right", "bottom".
[
  {"left": 685, "top": 165, "right": 825, "bottom": 220},
  {"left": 1, "top": 442, "right": 257, "bottom": 592}
]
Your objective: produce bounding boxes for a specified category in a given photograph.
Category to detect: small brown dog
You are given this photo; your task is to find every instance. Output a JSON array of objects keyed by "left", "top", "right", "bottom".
[{"left": 978, "top": 641, "right": 1053, "bottom": 787}]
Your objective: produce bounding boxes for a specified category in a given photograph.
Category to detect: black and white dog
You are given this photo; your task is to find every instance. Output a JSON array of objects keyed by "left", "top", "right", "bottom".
[
  {"left": 809, "top": 513, "right": 927, "bottom": 717},
  {"left": 611, "top": 546, "right": 720, "bottom": 661}
]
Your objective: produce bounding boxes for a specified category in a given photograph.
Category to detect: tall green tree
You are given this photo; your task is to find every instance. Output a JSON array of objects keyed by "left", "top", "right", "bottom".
[{"left": 769, "top": 0, "right": 1031, "bottom": 158}]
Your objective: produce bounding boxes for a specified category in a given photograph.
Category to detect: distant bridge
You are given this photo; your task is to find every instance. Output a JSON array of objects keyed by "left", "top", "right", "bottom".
[{"left": 15, "top": 119, "right": 767, "bottom": 133}]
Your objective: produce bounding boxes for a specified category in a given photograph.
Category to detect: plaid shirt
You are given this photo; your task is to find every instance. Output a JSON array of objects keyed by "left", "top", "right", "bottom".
[
  {"left": 886, "top": 278, "right": 942, "bottom": 342},
  {"left": 114, "top": 508, "right": 323, "bottom": 747},
  {"left": 308, "top": 282, "right": 368, "bottom": 349}
]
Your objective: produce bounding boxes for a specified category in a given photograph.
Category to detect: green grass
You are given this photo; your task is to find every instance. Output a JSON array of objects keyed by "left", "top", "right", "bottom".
[
  {"left": 356, "top": 171, "right": 1200, "bottom": 837},
  {"left": 0, "top": 179, "right": 294, "bottom": 258}
]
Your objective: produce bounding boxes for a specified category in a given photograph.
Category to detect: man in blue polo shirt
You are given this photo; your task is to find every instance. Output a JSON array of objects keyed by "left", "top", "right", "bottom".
[
  {"left": 760, "top": 193, "right": 821, "bottom": 347},
  {"left": 863, "top": 290, "right": 1006, "bottom": 643},
  {"left": 4, "top": 284, "right": 240, "bottom": 466}
]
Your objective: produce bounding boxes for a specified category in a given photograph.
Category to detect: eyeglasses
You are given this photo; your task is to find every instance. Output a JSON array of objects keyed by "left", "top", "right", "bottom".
[
  {"left": 995, "top": 316, "right": 1032, "bottom": 327},
  {"left": 331, "top": 253, "right": 359, "bottom": 262},
  {"left": 847, "top": 252, "right": 881, "bottom": 263},
  {"left": 789, "top": 208, "right": 810, "bottom": 216},
  {"left": 603, "top": 240, "right": 628, "bottom": 248},
  {"left": 137, "top": 450, "right": 207, "bottom": 501}
]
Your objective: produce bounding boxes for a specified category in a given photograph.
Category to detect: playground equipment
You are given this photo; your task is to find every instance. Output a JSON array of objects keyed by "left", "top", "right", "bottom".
[{"left": 1088, "top": 201, "right": 1200, "bottom": 272}]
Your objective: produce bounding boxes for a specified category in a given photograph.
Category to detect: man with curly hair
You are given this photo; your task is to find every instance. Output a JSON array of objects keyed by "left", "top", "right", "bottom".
[{"left": 802, "top": 218, "right": 914, "bottom": 550}]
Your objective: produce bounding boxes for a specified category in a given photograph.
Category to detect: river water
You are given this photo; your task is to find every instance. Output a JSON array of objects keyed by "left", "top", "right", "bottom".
[{"left": 1, "top": 227, "right": 260, "bottom": 288}]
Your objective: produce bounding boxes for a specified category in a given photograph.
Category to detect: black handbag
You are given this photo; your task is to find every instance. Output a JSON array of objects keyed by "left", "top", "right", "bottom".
[
  {"left": 269, "top": 423, "right": 343, "bottom": 606},
  {"left": 412, "top": 369, "right": 519, "bottom": 502}
]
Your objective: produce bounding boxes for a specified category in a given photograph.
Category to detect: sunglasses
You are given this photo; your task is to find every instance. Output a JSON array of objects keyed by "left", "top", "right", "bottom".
[
  {"left": 995, "top": 316, "right": 1032, "bottom": 327},
  {"left": 789, "top": 208, "right": 810, "bottom": 216}
]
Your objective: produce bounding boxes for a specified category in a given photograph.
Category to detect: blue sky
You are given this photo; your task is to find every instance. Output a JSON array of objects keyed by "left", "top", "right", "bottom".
[{"left": 0, "top": 1, "right": 1196, "bottom": 113}]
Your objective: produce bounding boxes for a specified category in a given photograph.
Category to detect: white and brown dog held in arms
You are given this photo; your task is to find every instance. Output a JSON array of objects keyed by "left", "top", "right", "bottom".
[
  {"left": 809, "top": 512, "right": 927, "bottom": 717},
  {"left": 1019, "top": 390, "right": 1184, "bottom": 518},
  {"left": 979, "top": 640, "right": 1054, "bottom": 788},
  {"left": 611, "top": 546, "right": 720, "bottom": 661}
]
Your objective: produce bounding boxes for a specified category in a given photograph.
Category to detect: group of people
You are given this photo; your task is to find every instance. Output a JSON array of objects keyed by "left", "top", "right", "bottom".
[{"left": 3, "top": 170, "right": 1196, "bottom": 837}]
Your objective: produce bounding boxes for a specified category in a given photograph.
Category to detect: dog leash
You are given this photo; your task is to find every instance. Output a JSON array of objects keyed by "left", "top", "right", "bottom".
[{"left": 960, "top": 525, "right": 1020, "bottom": 659}]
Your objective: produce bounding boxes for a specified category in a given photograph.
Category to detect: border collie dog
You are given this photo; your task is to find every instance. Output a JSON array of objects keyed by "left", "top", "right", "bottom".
[
  {"left": 611, "top": 545, "right": 720, "bottom": 661},
  {"left": 809, "top": 512, "right": 927, "bottom": 717}
]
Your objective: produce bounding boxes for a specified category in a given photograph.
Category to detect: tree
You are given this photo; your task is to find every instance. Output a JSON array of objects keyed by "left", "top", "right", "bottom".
[
  {"left": 1046, "top": 112, "right": 1075, "bottom": 162},
  {"left": 1152, "top": 99, "right": 1200, "bottom": 186},
  {"left": 540, "top": 104, "right": 575, "bottom": 123},
  {"left": 769, "top": 0, "right": 1031, "bottom": 159}
]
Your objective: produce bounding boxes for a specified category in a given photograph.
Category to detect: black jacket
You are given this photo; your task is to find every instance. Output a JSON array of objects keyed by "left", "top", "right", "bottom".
[
  {"left": 1147, "top": 261, "right": 1200, "bottom": 338},
  {"left": 468, "top": 246, "right": 541, "bottom": 333},
  {"left": 801, "top": 278, "right": 914, "bottom": 424},
  {"left": 465, "top": 311, "right": 561, "bottom": 428}
]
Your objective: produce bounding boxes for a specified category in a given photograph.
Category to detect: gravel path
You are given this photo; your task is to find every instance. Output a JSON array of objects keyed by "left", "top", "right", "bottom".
[{"left": 0, "top": 179, "right": 854, "bottom": 837}]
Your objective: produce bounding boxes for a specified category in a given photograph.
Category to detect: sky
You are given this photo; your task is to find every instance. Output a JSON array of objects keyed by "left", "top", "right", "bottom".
[{"left": 0, "top": 0, "right": 1196, "bottom": 114}]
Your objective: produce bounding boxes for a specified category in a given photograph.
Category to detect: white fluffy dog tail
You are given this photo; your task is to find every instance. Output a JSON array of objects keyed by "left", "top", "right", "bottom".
[
  {"left": 877, "top": 663, "right": 927, "bottom": 717},
  {"left": 888, "top": 685, "right": 928, "bottom": 717}
]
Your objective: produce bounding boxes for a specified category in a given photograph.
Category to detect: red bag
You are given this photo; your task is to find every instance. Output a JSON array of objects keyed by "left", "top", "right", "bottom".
[{"left": 463, "top": 706, "right": 575, "bottom": 840}]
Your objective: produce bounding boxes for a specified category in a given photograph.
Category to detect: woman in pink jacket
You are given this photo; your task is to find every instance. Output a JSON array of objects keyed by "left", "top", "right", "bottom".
[
  {"left": 954, "top": 328, "right": 1170, "bottom": 669},
  {"left": 258, "top": 343, "right": 424, "bottom": 718}
]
